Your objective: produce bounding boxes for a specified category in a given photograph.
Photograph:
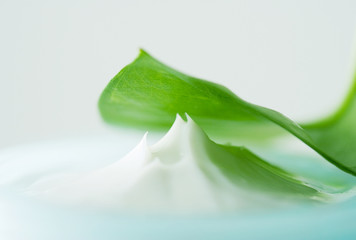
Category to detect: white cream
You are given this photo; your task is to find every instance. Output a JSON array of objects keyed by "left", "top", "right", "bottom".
[{"left": 28, "top": 115, "right": 291, "bottom": 213}]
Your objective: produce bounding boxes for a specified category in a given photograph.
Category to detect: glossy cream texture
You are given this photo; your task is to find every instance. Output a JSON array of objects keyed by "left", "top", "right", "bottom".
[{"left": 28, "top": 116, "right": 291, "bottom": 213}]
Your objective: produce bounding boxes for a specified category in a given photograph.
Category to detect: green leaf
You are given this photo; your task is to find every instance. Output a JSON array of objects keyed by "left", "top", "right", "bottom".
[
  {"left": 302, "top": 74, "right": 356, "bottom": 177},
  {"left": 99, "top": 50, "right": 356, "bottom": 176},
  {"left": 208, "top": 145, "right": 321, "bottom": 198},
  {"left": 191, "top": 121, "right": 323, "bottom": 199}
]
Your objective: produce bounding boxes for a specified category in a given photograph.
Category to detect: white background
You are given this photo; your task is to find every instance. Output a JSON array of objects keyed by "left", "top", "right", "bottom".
[{"left": 0, "top": 0, "right": 356, "bottom": 149}]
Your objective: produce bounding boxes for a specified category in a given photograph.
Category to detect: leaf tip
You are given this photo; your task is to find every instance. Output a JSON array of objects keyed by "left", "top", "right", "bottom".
[{"left": 138, "top": 48, "right": 150, "bottom": 56}]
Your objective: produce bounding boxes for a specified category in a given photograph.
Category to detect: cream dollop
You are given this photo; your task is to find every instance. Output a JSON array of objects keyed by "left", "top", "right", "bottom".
[{"left": 28, "top": 115, "right": 284, "bottom": 213}]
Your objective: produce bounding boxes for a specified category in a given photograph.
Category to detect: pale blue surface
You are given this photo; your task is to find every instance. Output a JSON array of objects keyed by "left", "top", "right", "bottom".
[{"left": 1, "top": 190, "right": 356, "bottom": 240}]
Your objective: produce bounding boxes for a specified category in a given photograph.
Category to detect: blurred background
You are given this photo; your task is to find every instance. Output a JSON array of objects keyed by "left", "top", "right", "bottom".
[{"left": 0, "top": 0, "right": 356, "bottom": 149}]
